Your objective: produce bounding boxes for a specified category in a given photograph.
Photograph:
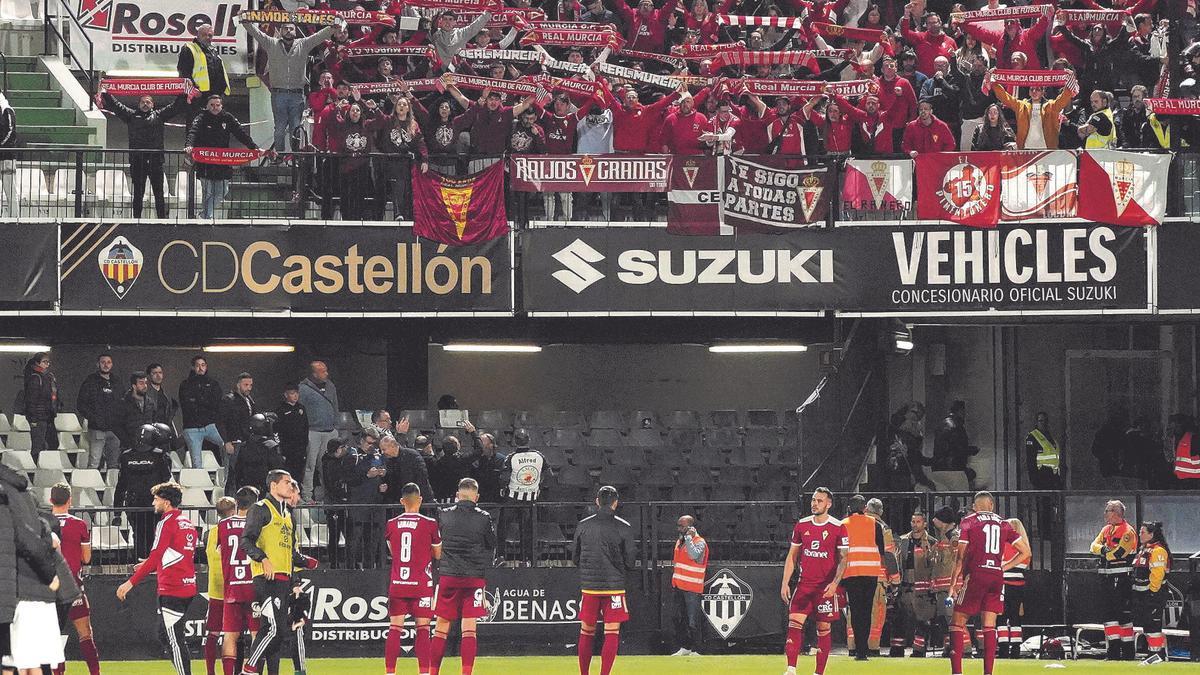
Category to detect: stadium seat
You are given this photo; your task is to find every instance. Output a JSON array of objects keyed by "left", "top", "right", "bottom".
[
  {"left": 199, "top": 453, "right": 222, "bottom": 471},
  {"left": 641, "top": 465, "right": 675, "bottom": 486},
  {"left": 31, "top": 469, "right": 67, "bottom": 487},
  {"left": 548, "top": 411, "right": 585, "bottom": 430},
  {"left": 57, "top": 432, "right": 82, "bottom": 452},
  {"left": 628, "top": 410, "right": 660, "bottom": 430},
  {"left": 10, "top": 415, "right": 29, "bottom": 432},
  {"left": 569, "top": 445, "right": 604, "bottom": 468},
  {"left": 337, "top": 412, "right": 361, "bottom": 432},
  {"left": 71, "top": 469, "right": 106, "bottom": 490},
  {"left": 541, "top": 445, "right": 569, "bottom": 468},
  {"left": 706, "top": 410, "right": 739, "bottom": 429},
  {"left": 73, "top": 488, "right": 101, "bottom": 507},
  {"left": 586, "top": 429, "right": 624, "bottom": 447},
  {"left": 666, "top": 428, "right": 700, "bottom": 451},
  {"left": 94, "top": 169, "right": 131, "bottom": 203},
  {"left": 36, "top": 451, "right": 72, "bottom": 471},
  {"left": 1, "top": 450, "right": 36, "bottom": 471},
  {"left": 52, "top": 169, "right": 86, "bottom": 201},
  {"left": 557, "top": 464, "right": 592, "bottom": 488},
  {"left": 182, "top": 485, "right": 212, "bottom": 505},
  {"left": 598, "top": 466, "right": 635, "bottom": 488},
  {"left": 704, "top": 427, "right": 741, "bottom": 448},
  {"left": 743, "top": 427, "right": 784, "bottom": 449},
  {"left": 546, "top": 429, "right": 584, "bottom": 447},
  {"left": 729, "top": 446, "right": 766, "bottom": 467},
  {"left": 677, "top": 466, "right": 711, "bottom": 485},
  {"left": 720, "top": 466, "right": 755, "bottom": 486},
  {"left": 609, "top": 446, "right": 647, "bottom": 467},
  {"left": 475, "top": 410, "right": 510, "bottom": 430},
  {"left": 625, "top": 428, "right": 663, "bottom": 448},
  {"left": 5, "top": 433, "right": 31, "bottom": 451},
  {"left": 665, "top": 410, "right": 701, "bottom": 429},
  {"left": 91, "top": 526, "right": 131, "bottom": 551},
  {"left": 55, "top": 413, "right": 84, "bottom": 433},
  {"left": 684, "top": 446, "right": 724, "bottom": 467},
  {"left": 179, "top": 468, "right": 216, "bottom": 489},
  {"left": 669, "top": 485, "right": 707, "bottom": 502},
  {"left": 588, "top": 410, "right": 625, "bottom": 430},
  {"left": 0, "top": 414, "right": 9, "bottom": 432},
  {"left": 15, "top": 168, "right": 49, "bottom": 202},
  {"left": 511, "top": 411, "right": 537, "bottom": 429},
  {"left": 170, "top": 454, "right": 184, "bottom": 471},
  {"left": 711, "top": 483, "right": 749, "bottom": 501},
  {"left": 745, "top": 409, "right": 779, "bottom": 427},
  {"left": 766, "top": 445, "right": 800, "bottom": 466}
]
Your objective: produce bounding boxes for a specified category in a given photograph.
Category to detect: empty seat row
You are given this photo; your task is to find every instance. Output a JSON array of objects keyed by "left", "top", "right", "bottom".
[
  {"left": 12, "top": 168, "right": 198, "bottom": 204},
  {"left": 400, "top": 409, "right": 798, "bottom": 432}
]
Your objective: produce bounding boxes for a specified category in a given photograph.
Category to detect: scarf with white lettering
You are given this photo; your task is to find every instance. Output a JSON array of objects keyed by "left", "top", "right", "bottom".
[
  {"left": 191, "top": 147, "right": 263, "bottom": 166},
  {"left": 949, "top": 4, "right": 1051, "bottom": 24},
  {"left": 100, "top": 77, "right": 198, "bottom": 101}
]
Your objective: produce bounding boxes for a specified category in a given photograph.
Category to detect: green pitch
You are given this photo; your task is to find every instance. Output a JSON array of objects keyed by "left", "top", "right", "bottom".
[{"left": 93, "top": 656, "right": 1199, "bottom": 674}]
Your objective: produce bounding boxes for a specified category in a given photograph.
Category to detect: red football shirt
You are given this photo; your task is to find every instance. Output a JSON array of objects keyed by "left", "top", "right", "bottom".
[
  {"left": 128, "top": 509, "right": 197, "bottom": 598},
  {"left": 55, "top": 513, "right": 90, "bottom": 584},
  {"left": 790, "top": 516, "right": 848, "bottom": 587},
  {"left": 958, "top": 511, "right": 1020, "bottom": 581},
  {"left": 386, "top": 513, "right": 441, "bottom": 599},
  {"left": 218, "top": 516, "right": 256, "bottom": 603}
]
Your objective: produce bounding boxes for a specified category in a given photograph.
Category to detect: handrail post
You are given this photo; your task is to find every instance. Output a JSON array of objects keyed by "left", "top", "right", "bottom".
[{"left": 73, "top": 150, "right": 83, "bottom": 217}]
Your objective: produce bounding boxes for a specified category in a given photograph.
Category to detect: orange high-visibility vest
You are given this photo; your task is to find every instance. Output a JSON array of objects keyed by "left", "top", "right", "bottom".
[
  {"left": 1174, "top": 432, "right": 1200, "bottom": 480},
  {"left": 672, "top": 535, "right": 709, "bottom": 593},
  {"left": 844, "top": 513, "right": 882, "bottom": 579}
]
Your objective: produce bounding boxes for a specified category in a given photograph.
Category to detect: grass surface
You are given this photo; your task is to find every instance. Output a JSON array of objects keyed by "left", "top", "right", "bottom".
[{"left": 91, "top": 655, "right": 1199, "bottom": 674}]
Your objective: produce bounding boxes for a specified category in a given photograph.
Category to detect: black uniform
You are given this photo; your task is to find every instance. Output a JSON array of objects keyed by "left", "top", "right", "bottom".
[
  {"left": 217, "top": 390, "right": 259, "bottom": 491},
  {"left": 115, "top": 392, "right": 155, "bottom": 449},
  {"left": 77, "top": 372, "right": 121, "bottom": 434},
  {"left": 100, "top": 93, "right": 185, "bottom": 218},
  {"left": 320, "top": 447, "right": 354, "bottom": 568},
  {"left": 184, "top": 110, "right": 257, "bottom": 180},
  {"left": 380, "top": 446, "right": 435, "bottom": 506},
  {"left": 572, "top": 508, "right": 636, "bottom": 593},
  {"left": 438, "top": 499, "right": 497, "bottom": 579},
  {"left": 178, "top": 372, "right": 223, "bottom": 430},
  {"left": 274, "top": 401, "right": 308, "bottom": 483},
  {"left": 113, "top": 445, "right": 171, "bottom": 558},
  {"left": 232, "top": 434, "right": 284, "bottom": 495}
]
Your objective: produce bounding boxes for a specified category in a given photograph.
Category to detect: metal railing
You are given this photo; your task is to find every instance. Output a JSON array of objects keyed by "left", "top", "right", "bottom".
[
  {"left": 42, "top": 0, "right": 95, "bottom": 103},
  {"left": 7, "top": 147, "right": 1194, "bottom": 224}
]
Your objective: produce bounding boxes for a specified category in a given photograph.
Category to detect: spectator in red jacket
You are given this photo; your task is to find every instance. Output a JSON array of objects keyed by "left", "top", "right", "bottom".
[
  {"left": 702, "top": 99, "right": 742, "bottom": 154},
  {"left": 730, "top": 92, "right": 775, "bottom": 155},
  {"left": 683, "top": 0, "right": 736, "bottom": 44},
  {"left": 900, "top": 8, "right": 958, "bottom": 76},
  {"left": 803, "top": 92, "right": 853, "bottom": 155},
  {"left": 767, "top": 96, "right": 807, "bottom": 156},
  {"left": 958, "top": 7, "right": 1052, "bottom": 69},
  {"left": 613, "top": 0, "right": 680, "bottom": 53},
  {"left": 902, "top": 100, "right": 957, "bottom": 155},
  {"left": 874, "top": 56, "right": 918, "bottom": 145},
  {"left": 604, "top": 82, "right": 682, "bottom": 153},
  {"left": 661, "top": 94, "right": 710, "bottom": 154},
  {"left": 839, "top": 92, "right": 904, "bottom": 155}
]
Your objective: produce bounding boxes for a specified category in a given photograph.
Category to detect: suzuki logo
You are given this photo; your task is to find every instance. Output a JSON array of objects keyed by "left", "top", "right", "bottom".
[{"left": 551, "top": 239, "right": 605, "bottom": 294}]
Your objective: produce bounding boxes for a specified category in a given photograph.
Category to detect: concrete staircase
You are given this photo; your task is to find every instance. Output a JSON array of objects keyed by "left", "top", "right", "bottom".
[{"left": 3, "top": 55, "right": 98, "bottom": 147}]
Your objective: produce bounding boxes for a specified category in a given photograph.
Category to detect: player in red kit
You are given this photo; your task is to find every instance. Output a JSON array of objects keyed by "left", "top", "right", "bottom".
[
  {"left": 219, "top": 486, "right": 262, "bottom": 675},
  {"left": 117, "top": 481, "right": 198, "bottom": 675},
  {"left": 780, "top": 487, "right": 848, "bottom": 675},
  {"left": 948, "top": 492, "right": 1031, "bottom": 675},
  {"left": 48, "top": 483, "right": 101, "bottom": 675},
  {"left": 385, "top": 483, "right": 442, "bottom": 675}
]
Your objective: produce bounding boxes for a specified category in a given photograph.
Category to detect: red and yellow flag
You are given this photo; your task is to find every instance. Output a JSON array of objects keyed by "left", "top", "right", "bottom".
[{"left": 412, "top": 162, "right": 510, "bottom": 246}]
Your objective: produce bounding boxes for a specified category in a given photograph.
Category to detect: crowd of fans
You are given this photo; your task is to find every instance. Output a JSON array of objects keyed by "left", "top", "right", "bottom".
[{"left": 85, "top": 0, "right": 1200, "bottom": 220}]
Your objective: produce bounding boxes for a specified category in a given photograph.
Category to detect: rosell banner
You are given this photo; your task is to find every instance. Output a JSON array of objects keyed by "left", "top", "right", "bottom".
[
  {"left": 522, "top": 224, "right": 1149, "bottom": 316},
  {"left": 508, "top": 155, "right": 672, "bottom": 192},
  {"left": 71, "top": 0, "right": 252, "bottom": 74},
  {"left": 57, "top": 222, "right": 513, "bottom": 315}
]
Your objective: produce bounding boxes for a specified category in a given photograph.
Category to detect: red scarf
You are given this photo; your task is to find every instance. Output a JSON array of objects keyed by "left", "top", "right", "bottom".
[
  {"left": 1145, "top": 98, "right": 1200, "bottom": 115},
  {"left": 811, "top": 22, "right": 884, "bottom": 43},
  {"left": 100, "top": 77, "right": 199, "bottom": 101},
  {"left": 949, "top": 4, "right": 1050, "bottom": 23},
  {"left": 191, "top": 147, "right": 263, "bottom": 166}
]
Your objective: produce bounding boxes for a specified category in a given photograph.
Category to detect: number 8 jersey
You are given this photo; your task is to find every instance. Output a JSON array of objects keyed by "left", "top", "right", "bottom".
[
  {"left": 387, "top": 512, "right": 442, "bottom": 598},
  {"left": 958, "top": 511, "right": 1020, "bottom": 581},
  {"left": 218, "top": 515, "right": 256, "bottom": 603}
]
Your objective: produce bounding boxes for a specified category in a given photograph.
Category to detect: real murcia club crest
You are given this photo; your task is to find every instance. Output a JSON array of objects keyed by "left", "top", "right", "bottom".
[
  {"left": 682, "top": 159, "right": 700, "bottom": 189},
  {"left": 936, "top": 160, "right": 994, "bottom": 218},
  {"left": 97, "top": 236, "right": 143, "bottom": 300},
  {"left": 868, "top": 160, "right": 890, "bottom": 209},
  {"left": 799, "top": 174, "right": 824, "bottom": 221},
  {"left": 702, "top": 569, "right": 753, "bottom": 639},
  {"left": 1111, "top": 158, "right": 1136, "bottom": 218},
  {"left": 579, "top": 155, "right": 596, "bottom": 186}
]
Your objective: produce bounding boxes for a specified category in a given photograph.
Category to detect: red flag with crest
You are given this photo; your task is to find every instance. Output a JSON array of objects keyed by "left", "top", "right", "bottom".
[{"left": 412, "top": 162, "right": 510, "bottom": 245}]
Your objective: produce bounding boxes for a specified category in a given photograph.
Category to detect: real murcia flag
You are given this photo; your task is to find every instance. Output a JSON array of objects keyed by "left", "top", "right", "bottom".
[
  {"left": 841, "top": 158, "right": 913, "bottom": 219},
  {"left": 999, "top": 150, "right": 1077, "bottom": 221},
  {"left": 1077, "top": 150, "right": 1172, "bottom": 227}
]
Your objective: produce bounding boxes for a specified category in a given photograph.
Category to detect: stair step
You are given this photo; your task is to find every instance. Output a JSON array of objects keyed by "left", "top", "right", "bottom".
[
  {"left": 5, "top": 72, "right": 52, "bottom": 89},
  {"left": 18, "top": 126, "right": 99, "bottom": 147},
  {"left": 9, "top": 107, "right": 77, "bottom": 125},
  {"left": 4, "top": 90, "right": 61, "bottom": 106},
  {"left": 0, "top": 55, "right": 41, "bottom": 70}
]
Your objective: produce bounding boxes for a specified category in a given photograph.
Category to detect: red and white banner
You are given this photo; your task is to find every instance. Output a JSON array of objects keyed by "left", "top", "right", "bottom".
[
  {"left": 741, "top": 78, "right": 872, "bottom": 98},
  {"left": 715, "top": 14, "right": 803, "bottom": 28},
  {"left": 594, "top": 63, "right": 677, "bottom": 90},
  {"left": 457, "top": 48, "right": 542, "bottom": 63},
  {"left": 519, "top": 26, "right": 621, "bottom": 49},
  {"left": 1145, "top": 99, "right": 1200, "bottom": 116},
  {"left": 509, "top": 155, "right": 670, "bottom": 192},
  {"left": 342, "top": 46, "right": 439, "bottom": 61},
  {"left": 915, "top": 152, "right": 1003, "bottom": 228},
  {"left": 1077, "top": 150, "right": 1172, "bottom": 227},
  {"left": 190, "top": 147, "right": 263, "bottom": 166},
  {"left": 999, "top": 150, "right": 1077, "bottom": 221},
  {"left": 987, "top": 69, "right": 1077, "bottom": 93},
  {"left": 1060, "top": 9, "right": 1128, "bottom": 27},
  {"left": 667, "top": 156, "right": 828, "bottom": 235},
  {"left": 353, "top": 78, "right": 445, "bottom": 94},
  {"left": 711, "top": 50, "right": 852, "bottom": 70},
  {"left": 72, "top": 0, "right": 251, "bottom": 75},
  {"left": 413, "top": 162, "right": 510, "bottom": 246},
  {"left": 457, "top": 8, "right": 545, "bottom": 29},
  {"left": 810, "top": 22, "right": 884, "bottom": 43},
  {"left": 448, "top": 74, "right": 546, "bottom": 99},
  {"left": 402, "top": 0, "right": 498, "bottom": 12},
  {"left": 841, "top": 158, "right": 913, "bottom": 220},
  {"left": 100, "top": 77, "right": 198, "bottom": 101},
  {"left": 549, "top": 77, "right": 603, "bottom": 99},
  {"left": 950, "top": 4, "right": 1051, "bottom": 23}
]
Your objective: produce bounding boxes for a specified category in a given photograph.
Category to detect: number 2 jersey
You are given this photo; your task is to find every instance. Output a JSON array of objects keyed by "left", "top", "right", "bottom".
[
  {"left": 386, "top": 512, "right": 441, "bottom": 598},
  {"left": 790, "top": 516, "right": 848, "bottom": 587},
  {"left": 218, "top": 515, "right": 256, "bottom": 603},
  {"left": 958, "top": 511, "right": 1020, "bottom": 581}
]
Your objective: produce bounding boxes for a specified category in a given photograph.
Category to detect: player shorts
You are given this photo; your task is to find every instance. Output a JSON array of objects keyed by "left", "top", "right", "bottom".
[
  {"left": 204, "top": 598, "right": 223, "bottom": 632},
  {"left": 790, "top": 583, "right": 844, "bottom": 623},
  {"left": 434, "top": 577, "right": 488, "bottom": 620},
  {"left": 67, "top": 590, "right": 91, "bottom": 622},
  {"left": 389, "top": 595, "right": 435, "bottom": 620},
  {"left": 223, "top": 599, "right": 261, "bottom": 634},
  {"left": 579, "top": 592, "right": 631, "bottom": 624},
  {"left": 955, "top": 574, "right": 1005, "bottom": 616}
]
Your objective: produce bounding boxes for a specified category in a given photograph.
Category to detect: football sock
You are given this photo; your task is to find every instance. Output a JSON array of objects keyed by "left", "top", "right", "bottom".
[
  {"left": 785, "top": 619, "right": 804, "bottom": 668},
  {"left": 385, "top": 626, "right": 403, "bottom": 675},
  {"left": 415, "top": 624, "right": 431, "bottom": 675},
  {"left": 429, "top": 629, "right": 448, "bottom": 675},
  {"left": 950, "top": 626, "right": 966, "bottom": 675},
  {"left": 815, "top": 628, "right": 832, "bottom": 675},
  {"left": 600, "top": 631, "right": 619, "bottom": 675},
  {"left": 983, "top": 627, "right": 997, "bottom": 675},
  {"left": 578, "top": 627, "right": 596, "bottom": 674},
  {"left": 80, "top": 636, "right": 101, "bottom": 675},
  {"left": 223, "top": 656, "right": 237, "bottom": 675},
  {"left": 205, "top": 632, "right": 220, "bottom": 675},
  {"left": 461, "top": 630, "right": 477, "bottom": 675}
]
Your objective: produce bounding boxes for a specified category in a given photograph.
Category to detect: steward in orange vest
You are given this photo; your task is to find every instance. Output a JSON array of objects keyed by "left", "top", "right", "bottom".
[
  {"left": 670, "top": 515, "right": 709, "bottom": 656},
  {"left": 843, "top": 495, "right": 886, "bottom": 660}
]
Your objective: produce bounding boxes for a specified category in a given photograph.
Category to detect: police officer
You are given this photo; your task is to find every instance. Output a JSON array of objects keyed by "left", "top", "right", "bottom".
[
  {"left": 113, "top": 423, "right": 173, "bottom": 558},
  {"left": 501, "top": 429, "right": 550, "bottom": 562},
  {"left": 1024, "top": 412, "right": 1063, "bottom": 489},
  {"left": 1091, "top": 499, "right": 1138, "bottom": 659},
  {"left": 232, "top": 413, "right": 285, "bottom": 495},
  {"left": 893, "top": 509, "right": 940, "bottom": 657}
]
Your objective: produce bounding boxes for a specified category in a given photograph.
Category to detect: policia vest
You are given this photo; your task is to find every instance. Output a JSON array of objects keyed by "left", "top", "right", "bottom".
[{"left": 249, "top": 498, "right": 296, "bottom": 578}]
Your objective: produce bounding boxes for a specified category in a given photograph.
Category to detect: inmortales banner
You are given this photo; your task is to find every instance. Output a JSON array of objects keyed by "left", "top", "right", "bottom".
[
  {"left": 508, "top": 155, "right": 671, "bottom": 192},
  {"left": 840, "top": 158, "right": 913, "bottom": 221},
  {"left": 70, "top": 0, "right": 252, "bottom": 74}
]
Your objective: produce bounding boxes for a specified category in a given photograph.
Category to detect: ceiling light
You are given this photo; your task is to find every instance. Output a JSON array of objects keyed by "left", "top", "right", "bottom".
[
  {"left": 203, "top": 344, "right": 295, "bottom": 353},
  {"left": 709, "top": 344, "right": 808, "bottom": 353},
  {"left": 0, "top": 343, "right": 50, "bottom": 353},
  {"left": 443, "top": 344, "right": 542, "bottom": 353}
]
